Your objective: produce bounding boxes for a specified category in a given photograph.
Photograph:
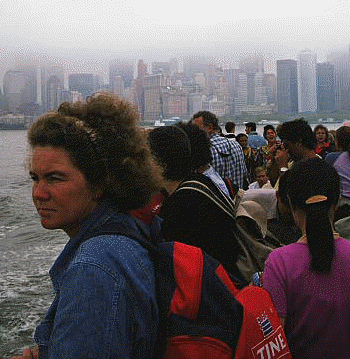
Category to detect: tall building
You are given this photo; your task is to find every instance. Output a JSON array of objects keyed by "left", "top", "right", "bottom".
[
  {"left": 46, "top": 75, "right": 64, "bottom": 111},
  {"left": 264, "top": 73, "right": 277, "bottom": 105},
  {"left": 68, "top": 73, "right": 95, "bottom": 99},
  {"left": 143, "top": 74, "right": 167, "bottom": 121},
  {"left": 3, "top": 67, "right": 38, "bottom": 114},
  {"left": 327, "top": 51, "right": 350, "bottom": 111},
  {"left": 297, "top": 49, "right": 317, "bottom": 113},
  {"left": 41, "top": 66, "right": 65, "bottom": 112},
  {"left": 235, "top": 56, "right": 267, "bottom": 115},
  {"left": 316, "top": 62, "right": 335, "bottom": 112},
  {"left": 109, "top": 60, "right": 134, "bottom": 91},
  {"left": 276, "top": 60, "right": 298, "bottom": 114}
]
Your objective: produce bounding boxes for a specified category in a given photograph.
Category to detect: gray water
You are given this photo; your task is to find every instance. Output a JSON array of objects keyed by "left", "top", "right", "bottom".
[{"left": 0, "top": 131, "right": 67, "bottom": 358}]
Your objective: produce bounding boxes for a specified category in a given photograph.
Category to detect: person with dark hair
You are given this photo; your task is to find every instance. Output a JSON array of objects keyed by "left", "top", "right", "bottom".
[
  {"left": 245, "top": 121, "right": 267, "bottom": 149},
  {"left": 191, "top": 111, "right": 247, "bottom": 188},
  {"left": 266, "top": 170, "right": 302, "bottom": 245},
  {"left": 261, "top": 125, "right": 280, "bottom": 162},
  {"left": 160, "top": 122, "right": 241, "bottom": 276},
  {"left": 263, "top": 157, "right": 350, "bottom": 359},
  {"left": 225, "top": 121, "right": 236, "bottom": 138},
  {"left": 273, "top": 118, "right": 318, "bottom": 189},
  {"left": 277, "top": 118, "right": 316, "bottom": 160},
  {"left": 20, "top": 92, "right": 162, "bottom": 359},
  {"left": 326, "top": 125, "right": 350, "bottom": 166},
  {"left": 314, "top": 124, "right": 335, "bottom": 159},
  {"left": 333, "top": 126, "right": 350, "bottom": 238}
]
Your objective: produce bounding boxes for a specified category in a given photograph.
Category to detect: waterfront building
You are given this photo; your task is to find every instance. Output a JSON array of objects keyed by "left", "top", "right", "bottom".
[
  {"left": 3, "top": 67, "right": 37, "bottom": 114},
  {"left": 143, "top": 73, "right": 167, "bottom": 121},
  {"left": 40, "top": 66, "right": 65, "bottom": 112},
  {"left": 68, "top": 73, "right": 95, "bottom": 100},
  {"left": 297, "top": 49, "right": 317, "bottom": 113},
  {"left": 109, "top": 60, "right": 134, "bottom": 92},
  {"left": 327, "top": 51, "right": 350, "bottom": 111},
  {"left": 317, "top": 62, "right": 335, "bottom": 112},
  {"left": 46, "top": 75, "right": 64, "bottom": 111},
  {"left": 264, "top": 73, "right": 277, "bottom": 105},
  {"left": 161, "top": 87, "right": 188, "bottom": 119},
  {"left": 276, "top": 59, "right": 298, "bottom": 114}
]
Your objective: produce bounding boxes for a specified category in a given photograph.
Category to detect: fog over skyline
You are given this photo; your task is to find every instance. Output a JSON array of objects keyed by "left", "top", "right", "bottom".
[{"left": 1, "top": 0, "right": 350, "bottom": 84}]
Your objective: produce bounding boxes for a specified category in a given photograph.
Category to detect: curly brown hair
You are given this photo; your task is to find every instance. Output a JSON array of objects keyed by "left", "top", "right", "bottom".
[{"left": 28, "top": 92, "right": 163, "bottom": 211}]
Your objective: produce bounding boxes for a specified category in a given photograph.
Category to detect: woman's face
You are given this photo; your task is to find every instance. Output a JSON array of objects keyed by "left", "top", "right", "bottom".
[
  {"left": 237, "top": 136, "right": 248, "bottom": 148},
  {"left": 266, "top": 129, "right": 276, "bottom": 143},
  {"left": 316, "top": 129, "right": 327, "bottom": 143},
  {"left": 30, "top": 146, "right": 99, "bottom": 238}
]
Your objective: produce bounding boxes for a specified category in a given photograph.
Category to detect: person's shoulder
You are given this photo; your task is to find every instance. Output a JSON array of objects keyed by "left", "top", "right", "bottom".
[
  {"left": 76, "top": 232, "right": 151, "bottom": 272},
  {"left": 266, "top": 243, "right": 304, "bottom": 263}
]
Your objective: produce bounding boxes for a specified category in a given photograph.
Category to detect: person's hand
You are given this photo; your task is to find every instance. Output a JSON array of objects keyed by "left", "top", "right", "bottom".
[
  {"left": 274, "top": 148, "right": 289, "bottom": 169},
  {"left": 10, "top": 345, "right": 38, "bottom": 359}
]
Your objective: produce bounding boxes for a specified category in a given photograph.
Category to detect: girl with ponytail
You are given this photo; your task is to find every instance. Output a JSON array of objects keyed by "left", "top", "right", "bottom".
[{"left": 263, "top": 157, "right": 350, "bottom": 359}]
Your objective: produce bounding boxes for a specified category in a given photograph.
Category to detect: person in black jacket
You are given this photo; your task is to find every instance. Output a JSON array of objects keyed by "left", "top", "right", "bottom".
[{"left": 159, "top": 122, "right": 241, "bottom": 276}]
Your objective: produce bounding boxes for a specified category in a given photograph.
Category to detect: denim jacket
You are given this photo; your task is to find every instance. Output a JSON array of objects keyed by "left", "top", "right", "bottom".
[{"left": 34, "top": 200, "right": 158, "bottom": 359}]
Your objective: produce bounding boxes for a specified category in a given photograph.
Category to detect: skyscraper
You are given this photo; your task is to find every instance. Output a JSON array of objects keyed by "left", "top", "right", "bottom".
[
  {"left": 235, "top": 56, "right": 267, "bottom": 115},
  {"left": 276, "top": 60, "right": 298, "bottom": 114},
  {"left": 316, "top": 62, "right": 335, "bottom": 112},
  {"left": 327, "top": 51, "right": 350, "bottom": 111},
  {"left": 3, "top": 67, "right": 38, "bottom": 114},
  {"left": 41, "top": 66, "right": 65, "bottom": 112},
  {"left": 109, "top": 60, "right": 134, "bottom": 92},
  {"left": 68, "top": 73, "right": 95, "bottom": 99},
  {"left": 297, "top": 49, "right": 317, "bottom": 113}
]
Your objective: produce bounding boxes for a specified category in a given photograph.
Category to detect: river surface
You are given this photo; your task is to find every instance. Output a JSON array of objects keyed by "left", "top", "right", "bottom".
[
  {"left": 0, "top": 131, "right": 67, "bottom": 358},
  {"left": 0, "top": 123, "right": 343, "bottom": 357}
]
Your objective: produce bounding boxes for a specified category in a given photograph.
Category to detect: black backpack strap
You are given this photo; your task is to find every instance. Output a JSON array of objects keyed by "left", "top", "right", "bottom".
[{"left": 177, "top": 180, "right": 236, "bottom": 219}]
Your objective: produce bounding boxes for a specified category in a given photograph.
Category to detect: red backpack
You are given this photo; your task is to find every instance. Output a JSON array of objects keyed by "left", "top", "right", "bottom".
[
  {"left": 87, "top": 215, "right": 291, "bottom": 359},
  {"left": 157, "top": 241, "right": 291, "bottom": 359}
]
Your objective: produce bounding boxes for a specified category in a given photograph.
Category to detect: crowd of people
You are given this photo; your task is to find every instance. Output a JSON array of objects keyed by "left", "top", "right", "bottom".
[{"left": 11, "top": 92, "right": 350, "bottom": 359}]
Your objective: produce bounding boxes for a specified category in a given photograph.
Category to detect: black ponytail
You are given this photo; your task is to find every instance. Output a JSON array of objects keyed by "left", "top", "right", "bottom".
[
  {"left": 306, "top": 202, "right": 334, "bottom": 273},
  {"left": 287, "top": 157, "right": 340, "bottom": 274}
]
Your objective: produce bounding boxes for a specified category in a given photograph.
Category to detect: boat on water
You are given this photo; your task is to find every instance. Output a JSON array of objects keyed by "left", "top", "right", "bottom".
[
  {"left": 153, "top": 117, "right": 182, "bottom": 127},
  {"left": 257, "top": 119, "right": 280, "bottom": 126},
  {"left": 318, "top": 118, "right": 343, "bottom": 124}
]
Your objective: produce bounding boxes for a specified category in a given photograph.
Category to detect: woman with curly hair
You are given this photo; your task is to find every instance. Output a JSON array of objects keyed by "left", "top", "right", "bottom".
[{"left": 15, "top": 92, "right": 163, "bottom": 359}]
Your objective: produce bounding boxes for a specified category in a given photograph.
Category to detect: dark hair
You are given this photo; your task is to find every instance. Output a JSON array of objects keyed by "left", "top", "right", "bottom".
[
  {"left": 287, "top": 157, "right": 340, "bottom": 273},
  {"left": 176, "top": 122, "right": 212, "bottom": 171},
  {"left": 277, "top": 118, "right": 315, "bottom": 150},
  {"left": 263, "top": 125, "right": 276, "bottom": 139},
  {"left": 192, "top": 111, "right": 219, "bottom": 128},
  {"left": 314, "top": 124, "right": 329, "bottom": 142},
  {"left": 225, "top": 121, "right": 235, "bottom": 133},
  {"left": 148, "top": 125, "right": 191, "bottom": 181},
  {"left": 245, "top": 122, "right": 256, "bottom": 131},
  {"left": 335, "top": 126, "right": 350, "bottom": 152},
  {"left": 28, "top": 92, "right": 163, "bottom": 211},
  {"left": 236, "top": 133, "right": 248, "bottom": 142}
]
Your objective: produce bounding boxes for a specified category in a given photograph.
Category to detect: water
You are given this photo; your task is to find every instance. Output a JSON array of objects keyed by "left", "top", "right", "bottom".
[
  {"left": 0, "top": 131, "right": 67, "bottom": 358},
  {"left": 0, "top": 122, "right": 344, "bottom": 357}
]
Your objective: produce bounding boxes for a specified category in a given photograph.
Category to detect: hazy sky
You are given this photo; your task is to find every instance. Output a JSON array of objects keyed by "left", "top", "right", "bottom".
[{"left": 1, "top": 0, "right": 350, "bottom": 81}]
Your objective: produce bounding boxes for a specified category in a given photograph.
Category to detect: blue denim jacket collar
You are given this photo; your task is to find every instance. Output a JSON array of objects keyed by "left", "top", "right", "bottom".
[{"left": 49, "top": 200, "right": 152, "bottom": 293}]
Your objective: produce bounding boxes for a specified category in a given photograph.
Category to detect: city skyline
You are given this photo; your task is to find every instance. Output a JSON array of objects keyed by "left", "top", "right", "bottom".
[{"left": 1, "top": 0, "right": 350, "bottom": 83}]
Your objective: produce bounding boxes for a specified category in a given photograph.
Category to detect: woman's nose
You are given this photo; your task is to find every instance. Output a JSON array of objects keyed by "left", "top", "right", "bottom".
[{"left": 32, "top": 180, "right": 50, "bottom": 200}]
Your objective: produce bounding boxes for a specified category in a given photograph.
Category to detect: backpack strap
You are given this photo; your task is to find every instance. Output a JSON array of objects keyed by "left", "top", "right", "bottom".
[{"left": 177, "top": 180, "right": 236, "bottom": 220}]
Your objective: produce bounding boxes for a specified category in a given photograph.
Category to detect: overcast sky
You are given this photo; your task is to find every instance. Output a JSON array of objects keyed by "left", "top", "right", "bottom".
[{"left": 1, "top": 0, "right": 350, "bottom": 81}]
